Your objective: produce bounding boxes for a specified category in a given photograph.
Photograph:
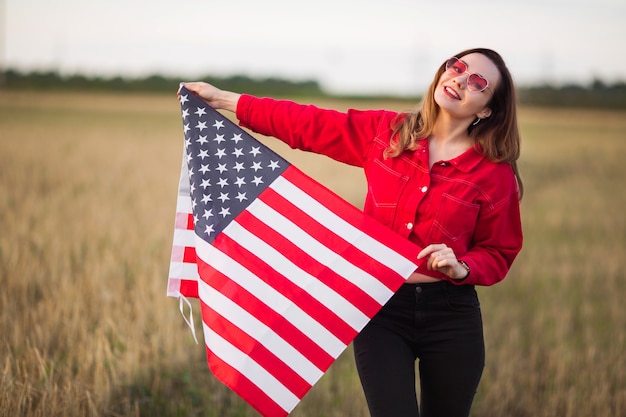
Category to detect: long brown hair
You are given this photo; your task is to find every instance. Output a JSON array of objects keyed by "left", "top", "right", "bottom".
[{"left": 387, "top": 48, "right": 524, "bottom": 198}]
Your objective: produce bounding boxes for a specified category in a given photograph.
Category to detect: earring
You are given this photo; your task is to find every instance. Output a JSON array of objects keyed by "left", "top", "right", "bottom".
[{"left": 472, "top": 118, "right": 481, "bottom": 126}]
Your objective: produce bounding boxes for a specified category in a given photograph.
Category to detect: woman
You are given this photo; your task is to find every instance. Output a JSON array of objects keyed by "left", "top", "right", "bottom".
[{"left": 183, "top": 47, "right": 523, "bottom": 417}]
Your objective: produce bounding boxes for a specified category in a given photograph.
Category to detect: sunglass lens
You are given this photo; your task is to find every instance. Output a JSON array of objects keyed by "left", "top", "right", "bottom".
[
  {"left": 446, "top": 58, "right": 465, "bottom": 75},
  {"left": 468, "top": 74, "right": 488, "bottom": 92}
]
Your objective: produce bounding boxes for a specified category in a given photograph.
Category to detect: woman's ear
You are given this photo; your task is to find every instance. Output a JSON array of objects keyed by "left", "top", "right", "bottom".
[{"left": 477, "top": 107, "right": 492, "bottom": 120}]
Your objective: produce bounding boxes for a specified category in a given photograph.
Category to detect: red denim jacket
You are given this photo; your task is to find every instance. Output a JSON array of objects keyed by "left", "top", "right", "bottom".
[{"left": 237, "top": 95, "right": 523, "bottom": 286}]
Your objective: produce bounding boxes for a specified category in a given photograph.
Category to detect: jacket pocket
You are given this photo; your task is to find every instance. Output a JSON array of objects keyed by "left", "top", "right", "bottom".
[
  {"left": 429, "top": 194, "right": 479, "bottom": 249},
  {"left": 365, "top": 159, "right": 409, "bottom": 226}
]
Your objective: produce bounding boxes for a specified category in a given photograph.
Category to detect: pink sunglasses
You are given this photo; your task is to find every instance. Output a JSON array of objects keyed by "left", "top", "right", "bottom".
[{"left": 445, "top": 57, "right": 490, "bottom": 92}]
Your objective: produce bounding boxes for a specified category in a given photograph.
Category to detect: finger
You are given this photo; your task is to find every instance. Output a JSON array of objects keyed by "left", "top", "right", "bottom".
[
  {"left": 417, "top": 243, "right": 444, "bottom": 259},
  {"left": 426, "top": 257, "right": 435, "bottom": 270},
  {"left": 435, "top": 257, "right": 451, "bottom": 269},
  {"left": 432, "top": 253, "right": 446, "bottom": 269},
  {"left": 417, "top": 246, "right": 431, "bottom": 260},
  {"left": 427, "top": 252, "right": 443, "bottom": 270},
  {"left": 182, "top": 81, "right": 204, "bottom": 94}
]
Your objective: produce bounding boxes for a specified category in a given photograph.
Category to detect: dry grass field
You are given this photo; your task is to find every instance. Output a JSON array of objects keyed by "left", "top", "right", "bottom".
[{"left": 1, "top": 90, "right": 625, "bottom": 417}]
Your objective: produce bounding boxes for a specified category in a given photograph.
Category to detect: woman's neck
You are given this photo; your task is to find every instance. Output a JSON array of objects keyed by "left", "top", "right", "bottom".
[
  {"left": 430, "top": 113, "right": 473, "bottom": 146},
  {"left": 428, "top": 119, "right": 474, "bottom": 167}
]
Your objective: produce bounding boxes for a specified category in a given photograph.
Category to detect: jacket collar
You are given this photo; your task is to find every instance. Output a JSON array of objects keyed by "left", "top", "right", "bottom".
[{"left": 416, "top": 138, "right": 485, "bottom": 173}]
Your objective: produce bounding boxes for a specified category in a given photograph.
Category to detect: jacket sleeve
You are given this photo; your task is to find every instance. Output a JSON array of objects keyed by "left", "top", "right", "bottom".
[
  {"left": 236, "top": 94, "right": 396, "bottom": 168},
  {"left": 458, "top": 184, "right": 523, "bottom": 286}
]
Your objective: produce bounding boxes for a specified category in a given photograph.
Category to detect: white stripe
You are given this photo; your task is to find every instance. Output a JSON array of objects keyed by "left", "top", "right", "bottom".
[
  {"left": 271, "top": 176, "right": 417, "bottom": 278},
  {"left": 172, "top": 228, "right": 196, "bottom": 246},
  {"left": 168, "top": 261, "right": 199, "bottom": 280},
  {"left": 202, "top": 322, "right": 300, "bottom": 414},
  {"left": 244, "top": 200, "right": 371, "bottom": 330},
  {"left": 198, "top": 271, "right": 324, "bottom": 385},
  {"left": 176, "top": 195, "right": 192, "bottom": 212}
]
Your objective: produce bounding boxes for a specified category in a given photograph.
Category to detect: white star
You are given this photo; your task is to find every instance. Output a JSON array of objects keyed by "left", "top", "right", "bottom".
[
  {"left": 190, "top": 182, "right": 196, "bottom": 193},
  {"left": 202, "top": 208, "right": 213, "bottom": 219},
  {"left": 250, "top": 161, "right": 263, "bottom": 171},
  {"left": 180, "top": 94, "right": 189, "bottom": 104},
  {"left": 234, "top": 177, "right": 246, "bottom": 187},
  {"left": 182, "top": 109, "right": 189, "bottom": 119},
  {"left": 213, "top": 134, "right": 225, "bottom": 144},
  {"left": 235, "top": 192, "right": 248, "bottom": 202},
  {"left": 198, "top": 149, "right": 209, "bottom": 159},
  {"left": 268, "top": 160, "right": 281, "bottom": 170},
  {"left": 200, "top": 178, "right": 211, "bottom": 189},
  {"left": 191, "top": 198, "right": 197, "bottom": 210},
  {"left": 233, "top": 162, "right": 245, "bottom": 172},
  {"left": 196, "top": 121, "right": 207, "bottom": 131},
  {"left": 195, "top": 107, "right": 207, "bottom": 116},
  {"left": 213, "top": 120, "right": 225, "bottom": 130},
  {"left": 219, "top": 207, "right": 231, "bottom": 218},
  {"left": 201, "top": 194, "right": 212, "bottom": 204},
  {"left": 217, "top": 178, "right": 229, "bottom": 188},
  {"left": 188, "top": 167, "right": 195, "bottom": 178},
  {"left": 216, "top": 163, "right": 228, "bottom": 173},
  {"left": 231, "top": 133, "right": 243, "bottom": 144},
  {"left": 232, "top": 148, "right": 244, "bottom": 158},
  {"left": 197, "top": 135, "right": 208, "bottom": 145},
  {"left": 199, "top": 164, "right": 210, "bottom": 174},
  {"left": 252, "top": 176, "right": 264, "bottom": 186},
  {"left": 215, "top": 148, "right": 226, "bottom": 159},
  {"left": 183, "top": 123, "right": 190, "bottom": 134},
  {"left": 185, "top": 152, "right": 192, "bottom": 164},
  {"left": 204, "top": 224, "right": 215, "bottom": 236},
  {"left": 250, "top": 146, "right": 261, "bottom": 157},
  {"left": 218, "top": 192, "right": 230, "bottom": 202}
]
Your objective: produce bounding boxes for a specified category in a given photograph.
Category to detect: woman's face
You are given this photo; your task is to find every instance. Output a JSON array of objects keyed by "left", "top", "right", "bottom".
[{"left": 433, "top": 52, "right": 501, "bottom": 121}]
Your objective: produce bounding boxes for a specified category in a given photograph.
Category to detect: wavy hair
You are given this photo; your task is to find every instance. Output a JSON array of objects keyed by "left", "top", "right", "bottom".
[{"left": 387, "top": 48, "right": 523, "bottom": 198}]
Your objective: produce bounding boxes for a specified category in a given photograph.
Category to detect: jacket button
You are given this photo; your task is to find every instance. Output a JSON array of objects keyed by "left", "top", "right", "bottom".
[
  {"left": 421, "top": 186, "right": 428, "bottom": 193},
  {"left": 406, "top": 222, "right": 413, "bottom": 230}
]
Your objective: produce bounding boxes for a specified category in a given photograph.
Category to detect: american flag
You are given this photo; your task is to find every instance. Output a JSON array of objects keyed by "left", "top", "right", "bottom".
[{"left": 168, "top": 86, "right": 421, "bottom": 417}]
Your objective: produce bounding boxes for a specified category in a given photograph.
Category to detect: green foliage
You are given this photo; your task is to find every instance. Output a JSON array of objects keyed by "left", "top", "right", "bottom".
[
  {"left": 3, "top": 69, "right": 626, "bottom": 108},
  {"left": 0, "top": 69, "right": 324, "bottom": 98},
  {"left": 519, "top": 80, "right": 626, "bottom": 109}
]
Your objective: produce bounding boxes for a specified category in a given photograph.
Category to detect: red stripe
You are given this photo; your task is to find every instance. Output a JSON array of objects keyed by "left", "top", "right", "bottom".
[
  {"left": 178, "top": 279, "right": 198, "bottom": 298},
  {"left": 186, "top": 213, "right": 194, "bottom": 229},
  {"left": 182, "top": 246, "right": 196, "bottom": 263},
  {"left": 281, "top": 166, "right": 421, "bottom": 266},
  {"left": 205, "top": 347, "right": 289, "bottom": 417},
  {"left": 200, "top": 300, "right": 312, "bottom": 398},
  {"left": 236, "top": 208, "right": 374, "bottom": 332},
  {"left": 196, "top": 249, "right": 335, "bottom": 371}
]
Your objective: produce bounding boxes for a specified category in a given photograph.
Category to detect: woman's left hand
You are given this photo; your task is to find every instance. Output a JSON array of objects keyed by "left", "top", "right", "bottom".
[{"left": 417, "top": 244, "right": 469, "bottom": 280}]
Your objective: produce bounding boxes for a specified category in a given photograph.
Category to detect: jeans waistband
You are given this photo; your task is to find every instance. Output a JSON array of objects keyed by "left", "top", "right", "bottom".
[
  {"left": 399, "top": 280, "right": 475, "bottom": 294},
  {"left": 401, "top": 280, "right": 449, "bottom": 289}
]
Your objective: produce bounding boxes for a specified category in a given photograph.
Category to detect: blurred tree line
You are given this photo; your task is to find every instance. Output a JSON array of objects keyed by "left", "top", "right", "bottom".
[
  {"left": 0, "top": 70, "right": 323, "bottom": 98},
  {"left": 2, "top": 69, "right": 626, "bottom": 109}
]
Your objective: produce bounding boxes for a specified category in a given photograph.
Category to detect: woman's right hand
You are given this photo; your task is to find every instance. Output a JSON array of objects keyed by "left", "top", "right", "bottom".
[{"left": 180, "top": 81, "right": 241, "bottom": 113}]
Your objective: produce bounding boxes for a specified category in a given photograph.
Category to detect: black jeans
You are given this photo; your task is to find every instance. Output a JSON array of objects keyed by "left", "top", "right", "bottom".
[{"left": 353, "top": 281, "right": 485, "bottom": 417}]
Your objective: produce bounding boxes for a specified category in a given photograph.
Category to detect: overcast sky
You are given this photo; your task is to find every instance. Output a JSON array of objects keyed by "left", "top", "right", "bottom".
[{"left": 3, "top": 0, "right": 625, "bottom": 95}]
